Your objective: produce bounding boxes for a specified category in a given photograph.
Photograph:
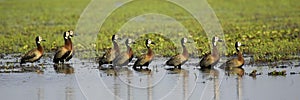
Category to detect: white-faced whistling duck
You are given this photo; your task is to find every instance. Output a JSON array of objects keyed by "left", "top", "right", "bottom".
[
  {"left": 99, "top": 34, "right": 120, "bottom": 66},
  {"left": 20, "top": 36, "right": 46, "bottom": 64},
  {"left": 199, "top": 36, "right": 223, "bottom": 69},
  {"left": 65, "top": 30, "right": 74, "bottom": 62},
  {"left": 133, "top": 39, "right": 155, "bottom": 69},
  {"left": 113, "top": 38, "right": 135, "bottom": 66},
  {"left": 166, "top": 38, "right": 189, "bottom": 69},
  {"left": 53, "top": 31, "right": 73, "bottom": 64},
  {"left": 220, "top": 42, "right": 245, "bottom": 69}
]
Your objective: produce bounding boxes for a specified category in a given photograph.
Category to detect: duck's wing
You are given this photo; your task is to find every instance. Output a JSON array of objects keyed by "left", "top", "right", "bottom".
[
  {"left": 105, "top": 48, "right": 116, "bottom": 61},
  {"left": 113, "top": 52, "right": 129, "bottom": 66},
  {"left": 53, "top": 47, "right": 71, "bottom": 63},
  {"left": 21, "top": 49, "right": 37, "bottom": 62},
  {"left": 219, "top": 58, "right": 237, "bottom": 69},
  {"left": 54, "top": 47, "right": 62, "bottom": 59},
  {"left": 66, "top": 50, "right": 74, "bottom": 61},
  {"left": 54, "top": 47, "right": 69, "bottom": 59},
  {"left": 166, "top": 54, "right": 182, "bottom": 66},
  {"left": 133, "top": 55, "right": 147, "bottom": 67},
  {"left": 99, "top": 48, "right": 115, "bottom": 64},
  {"left": 199, "top": 53, "right": 214, "bottom": 67}
]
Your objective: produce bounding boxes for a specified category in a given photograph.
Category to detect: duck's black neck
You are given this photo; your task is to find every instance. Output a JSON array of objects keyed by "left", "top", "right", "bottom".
[
  {"left": 64, "top": 38, "right": 72, "bottom": 50},
  {"left": 36, "top": 42, "right": 43, "bottom": 52},
  {"left": 212, "top": 45, "right": 219, "bottom": 56},
  {"left": 146, "top": 43, "right": 150, "bottom": 49},
  {"left": 147, "top": 46, "right": 153, "bottom": 56},
  {"left": 236, "top": 47, "right": 240, "bottom": 53},
  {"left": 64, "top": 38, "right": 68, "bottom": 45},
  {"left": 68, "top": 38, "right": 73, "bottom": 49},
  {"left": 237, "top": 50, "right": 243, "bottom": 61},
  {"left": 126, "top": 43, "right": 131, "bottom": 52},
  {"left": 182, "top": 43, "right": 188, "bottom": 57},
  {"left": 236, "top": 46, "right": 243, "bottom": 61},
  {"left": 126, "top": 47, "right": 133, "bottom": 58},
  {"left": 113, "top": 41, "right": 119, "bottom": 52}
]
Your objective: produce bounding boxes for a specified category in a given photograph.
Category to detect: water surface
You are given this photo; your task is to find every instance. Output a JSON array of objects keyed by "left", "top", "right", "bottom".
[{"left": 0, "top": 54, "right": 300, "bottom": 100}]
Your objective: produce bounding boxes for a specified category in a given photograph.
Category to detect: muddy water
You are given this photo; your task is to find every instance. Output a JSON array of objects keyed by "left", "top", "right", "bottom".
[{"left": 0, "top": 54, "right": 300, "bottom": 100}]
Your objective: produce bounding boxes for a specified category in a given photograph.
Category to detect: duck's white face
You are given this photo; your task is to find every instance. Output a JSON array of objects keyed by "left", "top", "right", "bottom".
[
  {"left": 36, "top": 36, "right": 45, "bottom": 44},
  {"left": 145, "top": 39, "right": 153, "bottom": 47},
  {"left": 212, "top": 36, "right": 219, "bottom": 46},
  {"left": 214, "top": 37, "right": 219, "bottom": 41},
  {"left": 69, "top": 31, "right": 74, "bottom": 38},
  {"left": 125, "top": 38, "right": 135, "bottom": 47},
  {"left": 147, "top": 39, "right": 152, "bottom": 44},
  {"left": 182, "top": 38, "right": 187, "bottom": 43},
  {"left": 38, "top": 36, "right": 42, "bottom": 44},
  {"left": 237, "top": 42, "right": 242, "bottom": 47},
  {"left": 64, "top": 32, "right": 70, "bottom": 40},
  {"left": 235, "top": 41, "right": 242, "bottom": 51},
  {"left": 113, "top": 35, "right": 118, "bottom": 41},
  {"left": 127, "top": 39, "right": 133, "bottom": 44}
]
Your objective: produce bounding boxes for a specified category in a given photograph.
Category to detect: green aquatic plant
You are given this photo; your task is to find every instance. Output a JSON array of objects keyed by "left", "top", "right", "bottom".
[
  {"left": 268, "top": 70, "right": 287, "bottom": 76},
  {"left": 0, "top": 0, "right": 299, "bottom": 62}
]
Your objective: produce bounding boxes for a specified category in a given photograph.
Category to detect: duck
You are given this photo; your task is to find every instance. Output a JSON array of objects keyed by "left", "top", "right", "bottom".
[
  {"left": 20, "top": 36, "right": 46, "bottom": 64},
  {"left": 53, "top": 31, "right": 73, "bottom": 64},
  {"left": 99, "top": 34, "right": 120, "bottom": 66},
  {"left": 133, "top": 39, "right": 155, "bottom": 69},
  {"left": 166, "top": 38, "right": 189, "bottom": 69},
  {"left": 113, "top": 38, "right": 135, "bottom": 66},
  {"left": 220, "top": 42, "right": 245, "bottom": 69},
  {"left": 199, "top": 36, "right": 223, "bottom": 69},
  {"left": 65, "top": 30, "right": 74, "bottom": 62}
]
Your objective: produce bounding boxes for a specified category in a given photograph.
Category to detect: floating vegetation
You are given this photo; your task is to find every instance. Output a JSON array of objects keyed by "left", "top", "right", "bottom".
[
  {"left": 248, "top": 70, "right": 262, "bottom": 77},
  {"left": 275, "top": 65, "right": 288, "bottom": 68},
  {"left": 290, "top": 72, "right": 300, "bottom": 75},
  {"left": 268, "top": 70, "right": 287, "bottom": 76},
  {"left": 294, "top": 65, "right": 300, "bottom": 67}
]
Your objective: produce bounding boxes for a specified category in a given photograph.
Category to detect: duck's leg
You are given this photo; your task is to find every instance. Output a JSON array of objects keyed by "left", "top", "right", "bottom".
[
  {"left": 178, "top": 65, "right": 182, "bottom": 69},
  {"left": 110, "top": 64, "right": 114, "bottom": 68},
  {"left": 63, "top": 59, "right": 66, "bottom": 65}
]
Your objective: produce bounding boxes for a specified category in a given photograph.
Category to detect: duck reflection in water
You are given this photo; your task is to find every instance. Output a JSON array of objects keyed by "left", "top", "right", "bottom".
[
  {"left": 224, "top": 67, "right": 245, "bottom": 77},
  {"left": 53, "top": 64, "right": 74, "bottom": 74},
  {"left": 199, "top": 68, "right": 219, "bottom": 79},
  {"left": 98, "top": 66, "right": 132, "bottom": 76},
  {"left": 165, "top": 67, "right": 187, "bottom": 74},
  {"left": 198, "top": 68, "right": 220, "bottom": 100},
  {"left": 223, "top": 67, "right": 244, "bottom": 100}
]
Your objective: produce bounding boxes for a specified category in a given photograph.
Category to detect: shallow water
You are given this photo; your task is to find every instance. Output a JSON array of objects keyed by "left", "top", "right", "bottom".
[{"left": 0, "top": 54, "right": 300, "bottom": 100}]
